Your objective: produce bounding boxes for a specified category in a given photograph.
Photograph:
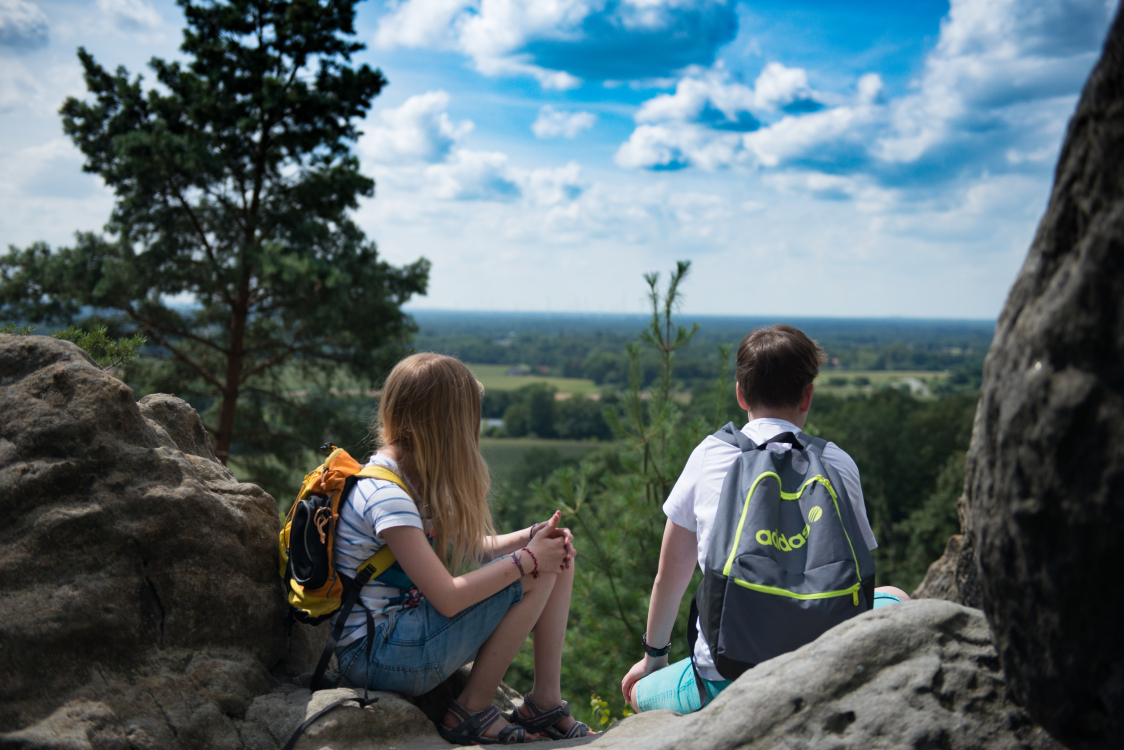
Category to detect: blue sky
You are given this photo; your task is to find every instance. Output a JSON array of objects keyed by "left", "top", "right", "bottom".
[{"left": 0, "top": 0, "right": 1117, "bottom": 317}]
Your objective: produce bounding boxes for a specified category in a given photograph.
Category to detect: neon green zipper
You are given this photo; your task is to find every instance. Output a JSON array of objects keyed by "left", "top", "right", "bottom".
[{"left": 732, "top": 578, "right": 861, "bottom": 605}]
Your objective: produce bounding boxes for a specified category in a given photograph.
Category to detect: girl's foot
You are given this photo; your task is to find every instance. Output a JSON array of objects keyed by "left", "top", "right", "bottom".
[
  {"left": 439, "top": 700, "right": 541, "bottom": 744},
  {"left": 511, "top": 694, "right": 593, "bottom": 739}
]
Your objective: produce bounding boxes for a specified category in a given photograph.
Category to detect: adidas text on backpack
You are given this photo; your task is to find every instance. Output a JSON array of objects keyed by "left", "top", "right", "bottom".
[{"left": 691, "top": 424, "right": 875, "bottom": 680}]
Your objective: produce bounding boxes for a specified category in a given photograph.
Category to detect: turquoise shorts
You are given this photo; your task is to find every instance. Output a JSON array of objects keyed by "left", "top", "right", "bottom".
[
  {"left": 633, "top": 658, "right": 731, "bottom": 714},
  {"left": 873, "top": 591, "right": 903, "bottom": 608}
]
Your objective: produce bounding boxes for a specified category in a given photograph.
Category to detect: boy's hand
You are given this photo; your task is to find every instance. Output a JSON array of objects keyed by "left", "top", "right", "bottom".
[{"left": 621, "top": 655, "right": 668, "bottom": 708}]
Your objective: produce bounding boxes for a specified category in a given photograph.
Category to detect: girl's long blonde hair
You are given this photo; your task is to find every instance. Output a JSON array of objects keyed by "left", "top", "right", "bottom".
[{"left": 373, "top": 353, "right": 494, "bottom": 571}]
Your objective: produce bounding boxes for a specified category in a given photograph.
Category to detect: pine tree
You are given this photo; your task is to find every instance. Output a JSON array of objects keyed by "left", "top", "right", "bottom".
[{"left": 0, "top": 0, "right": 428, "bottom": 465}]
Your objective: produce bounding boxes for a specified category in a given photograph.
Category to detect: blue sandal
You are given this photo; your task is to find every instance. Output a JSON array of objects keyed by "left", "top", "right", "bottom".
[
  {"left": 437, "top": 699, "right": 532, "bottom": 745},
  {"left": 508, "top": 694, "right": 590, "bottom": 740}
]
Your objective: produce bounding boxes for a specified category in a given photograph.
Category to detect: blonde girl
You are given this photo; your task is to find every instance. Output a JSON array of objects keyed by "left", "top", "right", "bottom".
[{"left": 332, "top": 353, "right": 590, "bottom": 744}]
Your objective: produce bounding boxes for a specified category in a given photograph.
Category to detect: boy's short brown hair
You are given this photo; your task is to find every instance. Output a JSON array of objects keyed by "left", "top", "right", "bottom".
[{"left": 736, "top": 324, "right": 827, "bottom": 410}]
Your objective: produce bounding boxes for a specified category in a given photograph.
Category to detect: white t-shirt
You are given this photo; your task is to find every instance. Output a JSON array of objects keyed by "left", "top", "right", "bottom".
[
  {"left": 662, "top": 418, "right": 878, "bottom": 681},
  {"left": 332, "top": 453, "right": 426, "bottom": 648}
]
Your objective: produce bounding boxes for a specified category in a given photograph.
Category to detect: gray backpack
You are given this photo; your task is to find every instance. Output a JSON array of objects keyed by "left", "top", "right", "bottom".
[{"left": 690, "top": 423, "right": 876, "bottom": 681}]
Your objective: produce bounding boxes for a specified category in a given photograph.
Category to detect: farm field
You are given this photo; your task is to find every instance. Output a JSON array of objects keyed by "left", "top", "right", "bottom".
[
  {"left": 480, "top": 437, "right": 602, "bottom": 488},
  {"left": 466, "top": 363, "right": 599, "bottom": 395},
  {"left": 814, "top": 369, "right": 948, "bottom": 397}
]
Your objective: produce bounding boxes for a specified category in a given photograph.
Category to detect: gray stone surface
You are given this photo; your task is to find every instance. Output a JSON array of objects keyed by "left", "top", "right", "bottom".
[
  {"left": 0, "top": 336, "right": 541, "bottom": 749},
  {"left": 588, "top": 599, "right": 1060, "bottom": 750},
  {"left": 911, "top": 534, "right": 963, "bottom": 602},
  {"left": 0, "top": 335, "right": 314, "bottom": 744},
  {"left": 962, "top": 6, "right": 1124, "bottom": 749}
]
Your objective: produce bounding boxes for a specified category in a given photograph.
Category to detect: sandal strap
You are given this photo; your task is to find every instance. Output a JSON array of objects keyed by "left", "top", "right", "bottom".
[
  {"left": 496, "top": 724, "right": 527, "bottom": 744},
  {"left": 562, "top": 720, "right": 590, "bottom": 739},
  {"left": 513, "top": 694, "right": 573, "bottom": 735},
  {"left": 448, "top": 701, "right": 501, "bottom": 735}
]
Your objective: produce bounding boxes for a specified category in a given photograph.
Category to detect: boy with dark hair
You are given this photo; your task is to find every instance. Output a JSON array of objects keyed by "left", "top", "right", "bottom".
[{"left": 620, "top": 324, "right": 903, "bottom": 714}]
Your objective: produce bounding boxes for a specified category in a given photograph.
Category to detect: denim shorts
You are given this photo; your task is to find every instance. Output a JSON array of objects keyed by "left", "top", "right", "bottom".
[
  {"left": 336, "top": 578, "right": 524, "bottom": 696},
  {"left": 634, "top": 658, "right": 731, "bottom": 714}
]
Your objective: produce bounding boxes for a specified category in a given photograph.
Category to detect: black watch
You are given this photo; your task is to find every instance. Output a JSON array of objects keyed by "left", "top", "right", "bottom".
[{"left": 642, "top": 632, "right": 671, "bottom": 658}]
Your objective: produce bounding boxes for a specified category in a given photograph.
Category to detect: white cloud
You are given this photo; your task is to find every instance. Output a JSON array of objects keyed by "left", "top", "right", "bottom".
[
  {"left": 532, "top": 106, "right": 596, "bottom": 139},
  {"left": 372, "top": 0, "right": 737, "bottom": 89},
  {"left": 615, "top": 123, "right": 742, "bottom": 171},
  {"left": 741, "top": 101, "right": 883, "bottom": 168},
  {"left": 426, "top": 150, "right": 520, "bottom": 201},
  {"left": 618, "top": 62, "right": 877, "bottom": 171},
  {"left": 96, "top": 0, "right": 161, "bottom": 31},
  {"left": 361, "top": 91, "right": 587, "bottom": 205},
  {"left": 618, "top": 0, "right": 1112, "bottom": 190},
  {"left": 0, "top": 0, "right": 48, "bottom": 49},
  {"left": 633, "top": 62, "right": 817, "bottom": 126},
  {"left": 0, "top": 57, "right": 40, "bottom": 113},
  {"left": 877, "top": 0, "right": 1115, "bottom": 163},
  {"left": 361, "top": 91, "right": 474, "bottom": 164},
  {"left": 374, "top": 0, "right": 590, "bottom": 89},
  {"left": 373, "top": 0, "right": 471, "bottom": 49}
]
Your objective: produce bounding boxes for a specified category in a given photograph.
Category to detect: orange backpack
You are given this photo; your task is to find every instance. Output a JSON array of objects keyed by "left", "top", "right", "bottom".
[{"left": 279, "top": 445, "right": 412, "bottom": 688}]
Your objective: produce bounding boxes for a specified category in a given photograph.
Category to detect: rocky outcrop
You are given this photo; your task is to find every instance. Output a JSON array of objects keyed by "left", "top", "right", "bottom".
[
  {"left": 0, "top": 335, "right": 316, "bottom": 745},
  {"left": 962, "top": 6, "right": 1124, "bottom": 749},
  {"left": 593, "top": 599, "right": 1059, "bottom": 750},
  {"left": 911, "top": 533, "right": 983, "bottom": 609},
  {"left": 0, "top": 335, "right": 527, "bottom": 749},
  {"left": 911, "top": 534, "right": 964, "bottom": 602}
]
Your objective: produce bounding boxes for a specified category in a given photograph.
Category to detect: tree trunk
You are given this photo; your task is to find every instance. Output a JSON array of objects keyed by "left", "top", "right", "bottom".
[{"left": 214, "top": 290, "right": 249, "bottom": 464}]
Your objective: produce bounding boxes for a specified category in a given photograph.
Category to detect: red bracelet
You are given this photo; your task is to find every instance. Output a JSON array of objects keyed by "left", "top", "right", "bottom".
[{"left": 519, "top": 547, "right": 539, "bottom": 579}]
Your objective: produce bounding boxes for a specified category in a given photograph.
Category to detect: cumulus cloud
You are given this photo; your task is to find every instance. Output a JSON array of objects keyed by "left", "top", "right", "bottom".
[
  {"left": 361, "top": 91, "right": 586, "bottom": 205},
  {"left": 373, "top": 0, "right": 737, "bottom": 88},
  {"left": 617, "top": 0, "right": 1114, "bottom": 195},
  {"left": 532, "top": 106, "right": 596, "bottom": 139},
  {"left": 96, "top": 0, "right": 161, "bottom": 31},
  {"left": 361, "top": 91, "right": 474, "bottom": 164},
  {"left": 0, "top": 0, "right": 48, "bottom": 50},
  {"left": 877, "top": 0, "right": 1115, "bottom": 164},
  {"left": 617, "top": 62, "right": 848, "bottom": 170}
]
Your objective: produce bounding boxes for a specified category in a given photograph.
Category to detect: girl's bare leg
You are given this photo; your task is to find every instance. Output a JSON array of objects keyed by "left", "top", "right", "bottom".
[
  {"left": 523, "top": 562, "right": 575, "bottom": 727},
  {"left": 449, "top": 572, "right": 558, "bottom": 738}
]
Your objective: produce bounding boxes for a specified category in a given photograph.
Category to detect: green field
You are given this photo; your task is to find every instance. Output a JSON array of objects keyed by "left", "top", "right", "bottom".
[
  {"left": 480, "top": 437, "right": 601, "bottom": 488},
  {"left": 814, "top": 369, "right": 947, "bottom": 397},
  {"left": 466, "top": 363, "right": 599, "bottom": 395}
]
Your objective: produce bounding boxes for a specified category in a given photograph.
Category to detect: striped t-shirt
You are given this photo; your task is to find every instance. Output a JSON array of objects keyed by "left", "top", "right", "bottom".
[{"left": 331, "top": 452, "right": 426, "bottom": 648}]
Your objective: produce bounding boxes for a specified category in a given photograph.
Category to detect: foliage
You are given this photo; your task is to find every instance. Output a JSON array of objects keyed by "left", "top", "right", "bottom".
[
  {"left": 891, "top": 451, "right": 966, "bottom": 588},
  {"left": 52, "top": 324, "right": 147, "bottom": 371},
  {"left": 503, "top": 262, "right": 722, "bottom": 722},
  {"left": 488, "top": 383, "right": 612, "bottom": 440},
  {"left": 806, "top": 391, "right": 977, "bottom": 590},
  {"left": 0, "top": 323, "right": 146, "bottom": 374},
  {"left": 0, "top": 0, "right": 428, "bottom": 474}
]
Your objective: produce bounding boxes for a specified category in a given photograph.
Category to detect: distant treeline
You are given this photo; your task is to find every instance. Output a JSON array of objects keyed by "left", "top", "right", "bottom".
[{"left": 412, "top": 311, "right": 994, "bottom": 391}]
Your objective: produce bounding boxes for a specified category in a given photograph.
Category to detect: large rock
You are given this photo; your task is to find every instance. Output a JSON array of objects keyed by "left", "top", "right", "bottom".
[
  {"left": 0, "top": 335, "right": 310, "bottom": 743},
  {"left": 962, "top": 7, "right": 1124, "bottom": 748},
  {"left": 591, "top": 599, "right": 1059, "bottom": 750}
]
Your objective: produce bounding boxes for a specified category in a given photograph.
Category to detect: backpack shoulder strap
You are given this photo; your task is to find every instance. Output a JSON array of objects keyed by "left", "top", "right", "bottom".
[
  {"left": 711, "top": 422, "right": 757, "bottom": 452},
  {"left": 355, "top": 465, "right": 414, "bottom": 498},
  {"left": 792, "top": 432, "right": 828, "bottom": 457}
]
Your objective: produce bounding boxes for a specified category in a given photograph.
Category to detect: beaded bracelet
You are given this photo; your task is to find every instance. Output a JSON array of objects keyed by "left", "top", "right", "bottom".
[
  {"left": 511, "top": 551, "right": 526, "bottom": 576},
  {"left": 519, "top": 547, "right": 539, "bottom": 579}
]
